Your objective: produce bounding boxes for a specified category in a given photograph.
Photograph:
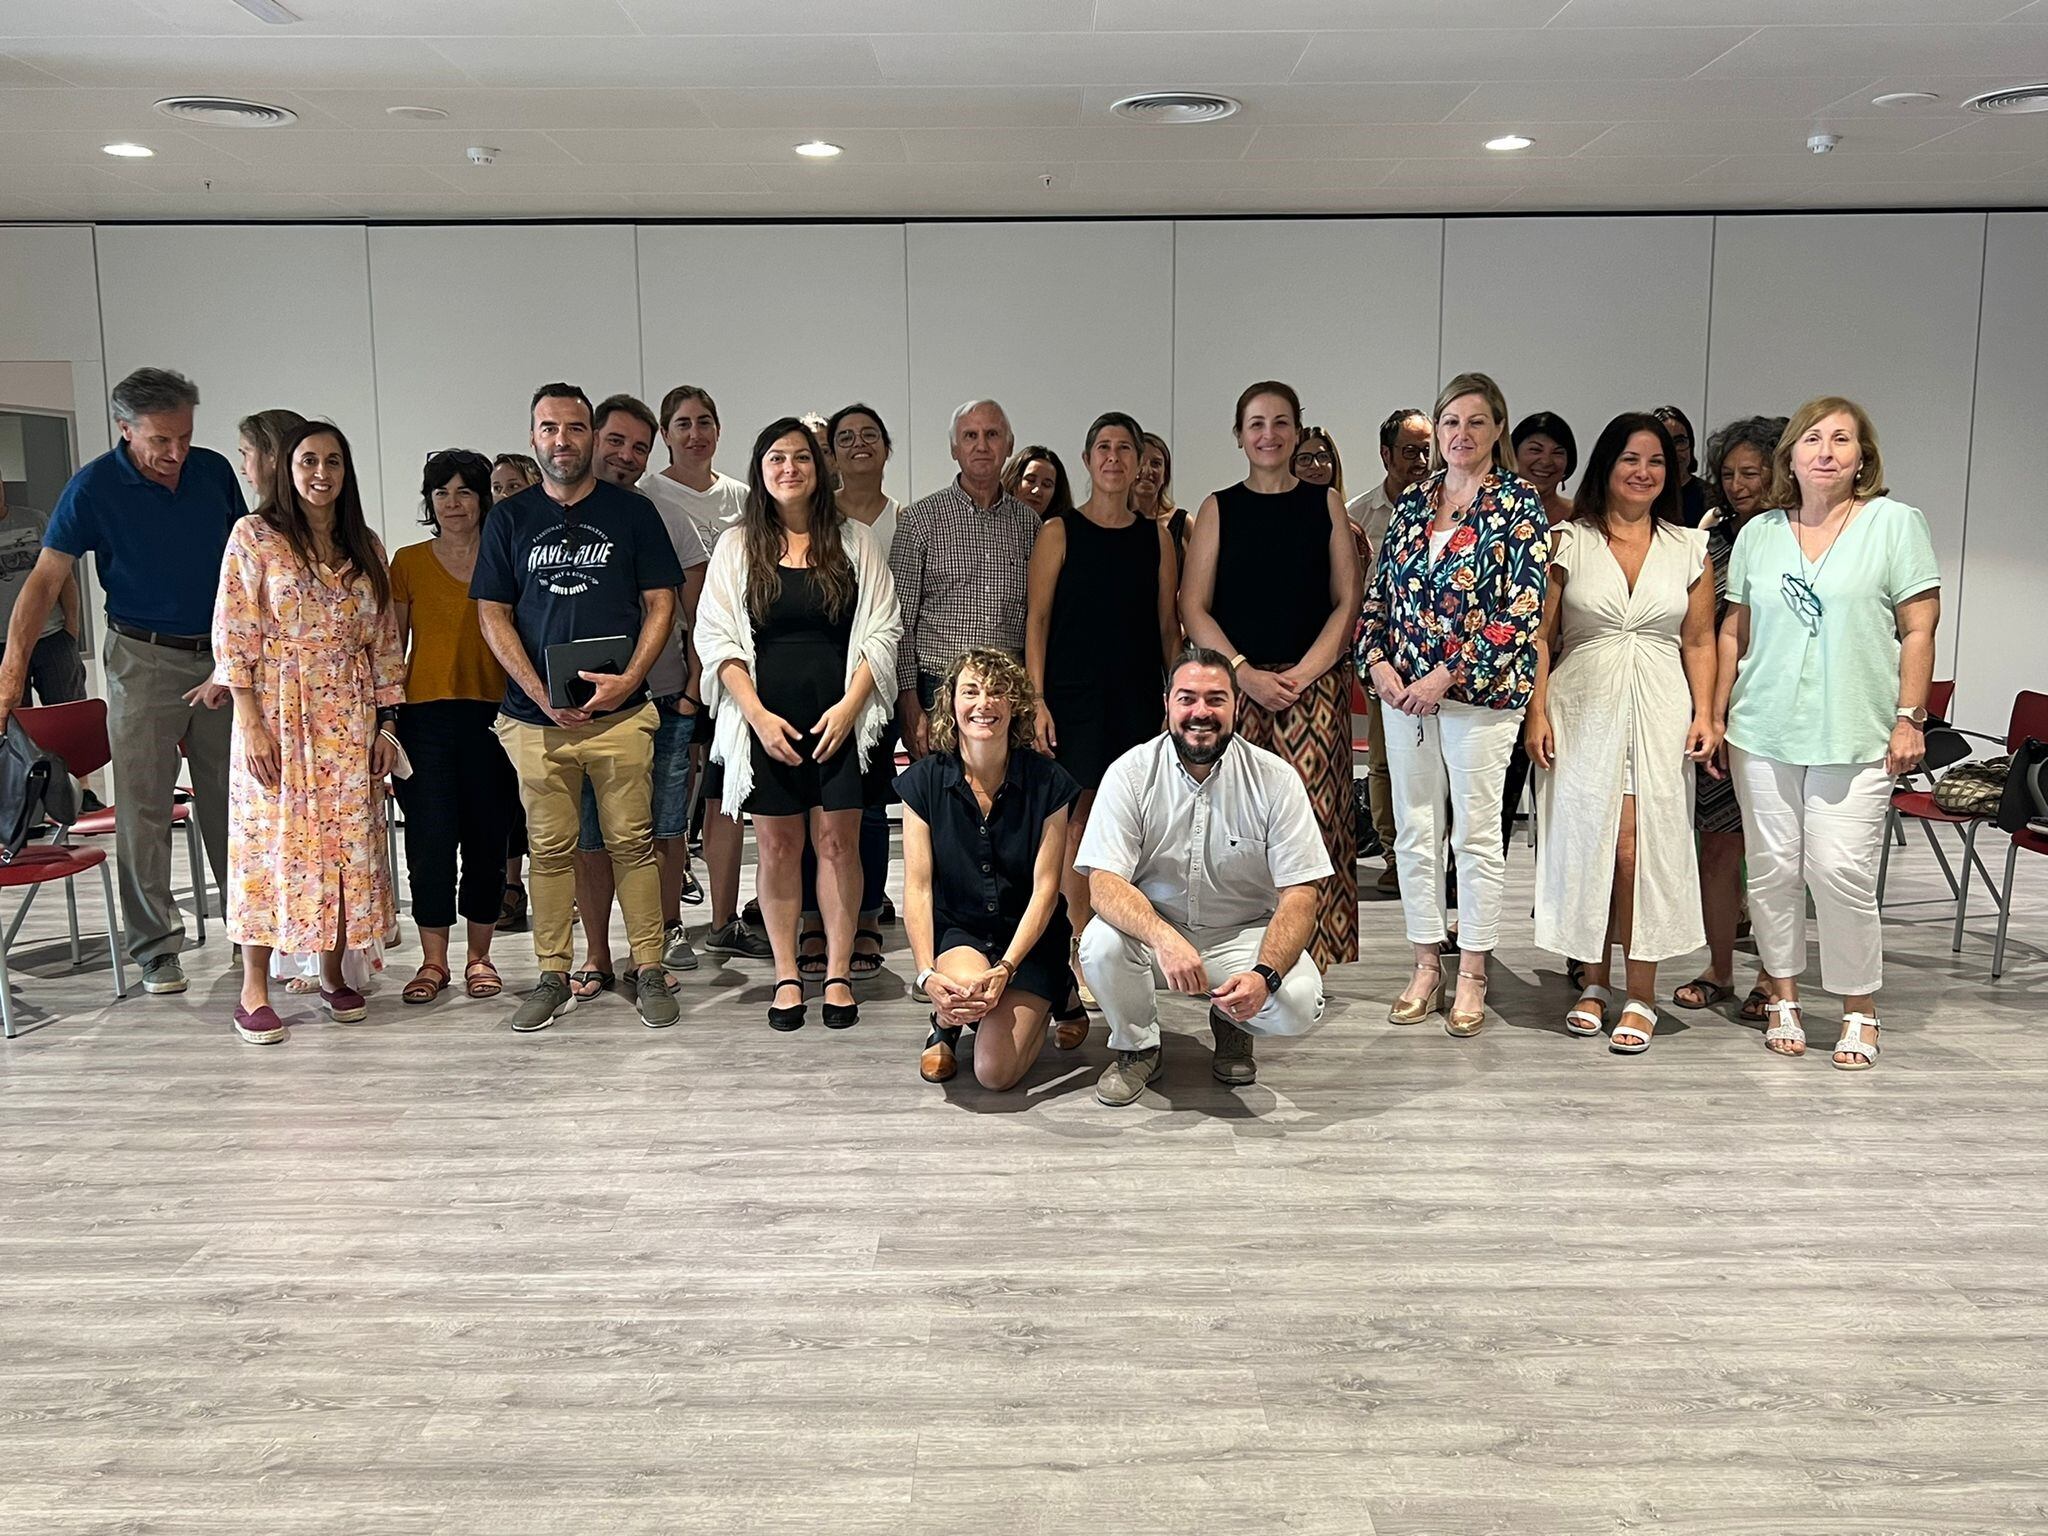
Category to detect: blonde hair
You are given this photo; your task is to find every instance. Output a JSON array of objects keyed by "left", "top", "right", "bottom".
[
  {"left": 928, "top": 647, "right": 1038, "bottom": 755},
  {"left": 1769, "top": 395, "right": 1887, "bottom": 509},
  {"left": 1429, "top": 371, "right": 1516, "bottom": 476}
]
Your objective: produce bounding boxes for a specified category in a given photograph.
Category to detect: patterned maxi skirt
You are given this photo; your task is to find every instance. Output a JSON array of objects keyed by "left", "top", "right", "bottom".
[{"left": 1233, "top": 662, "right": 1358, "bottom": 969}]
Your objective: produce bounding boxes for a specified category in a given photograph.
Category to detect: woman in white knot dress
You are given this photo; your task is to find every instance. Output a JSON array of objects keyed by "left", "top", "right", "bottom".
[{"left": 1528, "top": 414, "right": 1720, "bottom": 1053}]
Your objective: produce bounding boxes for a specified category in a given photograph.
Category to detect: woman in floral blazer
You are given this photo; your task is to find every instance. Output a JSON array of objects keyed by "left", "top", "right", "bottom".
[{"left": 1357, "top": 370, "right": 1549, "bottom": 1038}]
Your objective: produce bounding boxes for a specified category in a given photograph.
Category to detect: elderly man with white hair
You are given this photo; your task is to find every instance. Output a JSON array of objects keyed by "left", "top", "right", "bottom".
[{"left": 888, "top": 399, "right": 1041, "bottom": 759}]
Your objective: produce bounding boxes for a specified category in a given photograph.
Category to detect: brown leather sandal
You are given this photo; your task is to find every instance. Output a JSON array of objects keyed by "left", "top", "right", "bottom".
[
  {"left": 402, "top": 962, "right": 450, "bottom": 1004},
  {"left": 464, "top": 959, "right": 504, "bottom": 999}
]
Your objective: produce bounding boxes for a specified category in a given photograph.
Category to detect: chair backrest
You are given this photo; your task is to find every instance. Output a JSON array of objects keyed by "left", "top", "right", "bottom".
[
  {"left": 1350, "top": 675, "right": 1369, "bottom": 715},
  {"left": 15, "top": 699, "right": 112, "bottom": 779},
  {"left": 1930, "top": 679, "right": 1955, "bottom": 721},
  {"left": 2009, "top": 690, "right": 2048, "bottom": 754}
]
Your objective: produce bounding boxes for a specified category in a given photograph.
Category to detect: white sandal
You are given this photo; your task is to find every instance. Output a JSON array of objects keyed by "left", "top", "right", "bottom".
[
  {"left": 1564, "top": 984, "right": 1611, "bottom": 1037},
  {"left": 1609, "top": 1000, "right": 1657, "bottom": 1054},
  {"left": 1761, "top": 998, "right": 1806, "bottom": 1057},
  {"left": 1833, "top": 1012, "right": 1880, "bottom": 1071}
]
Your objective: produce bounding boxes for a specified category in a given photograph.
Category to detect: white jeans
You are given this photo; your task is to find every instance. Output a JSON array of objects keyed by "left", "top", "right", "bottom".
[
  {"left": 1078, "top": 916, "right": 1325, "bottom": 1054},
  {"left": 1730, "top": 747, "right": 1892, "bottom": 996},
  {"left": 1381, "top": 698, "right": 1524, "bottom": 950}
]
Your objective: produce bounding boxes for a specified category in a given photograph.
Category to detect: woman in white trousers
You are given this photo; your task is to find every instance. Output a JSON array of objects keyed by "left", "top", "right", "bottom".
[
  {"left": 1357, "top": 372, "right": 1550, "bottom": 1036},
  {"left": 1715, "top": 397, "right": 1941, "bottom": 1071}
]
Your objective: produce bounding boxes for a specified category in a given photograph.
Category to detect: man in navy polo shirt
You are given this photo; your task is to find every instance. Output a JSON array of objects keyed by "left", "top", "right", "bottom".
[
  {"left": 0, "top": 367, "right": 238, "bottom": 997},
  {"left": 473, "top": 382, "right": 684, "bottom": 1033}
]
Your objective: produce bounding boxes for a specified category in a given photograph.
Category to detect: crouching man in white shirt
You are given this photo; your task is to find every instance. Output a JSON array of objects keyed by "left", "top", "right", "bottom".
[{"left": 1075, "top": 646, "right": 1330, "bottom": 1107}]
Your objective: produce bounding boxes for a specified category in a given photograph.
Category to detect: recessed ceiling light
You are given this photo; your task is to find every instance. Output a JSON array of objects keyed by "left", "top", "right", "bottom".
[
  {"left": 794, "top": 140, "right": 843, "bottom": 159},
  {"left": 1485, "top": 134, "right": 1534, "bottom": 152},
  {"left": 1871, "top": 91, "right": 1939, "bottom": 107},
  {"left": 102, "top": 142, "right": 154, "bottom": 158},
  {"left": 1110, "top": 92, "right": 1241, "bottom": 124},
  {"left": 386, "top": 105, "right": 449, "bottom": 122}
]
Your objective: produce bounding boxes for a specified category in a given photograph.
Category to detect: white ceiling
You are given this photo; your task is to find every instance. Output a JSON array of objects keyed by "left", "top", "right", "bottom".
[{"left": 2, "top": 0, "right": 2046, "bottom": 220}]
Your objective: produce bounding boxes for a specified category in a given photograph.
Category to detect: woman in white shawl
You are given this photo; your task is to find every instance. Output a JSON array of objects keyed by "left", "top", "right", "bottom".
[{"left": 695, "top": 418, "right": 900, "bottom": 1032}]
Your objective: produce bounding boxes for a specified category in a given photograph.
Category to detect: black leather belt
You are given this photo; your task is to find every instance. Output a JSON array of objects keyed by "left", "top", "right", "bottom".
[{"left": 109, "top": 621, "right": 211, "bottom": 652}]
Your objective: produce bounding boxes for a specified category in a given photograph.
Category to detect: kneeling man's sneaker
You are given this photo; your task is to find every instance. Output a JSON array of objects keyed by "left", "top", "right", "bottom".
[
  {"left": 141, "top": 955, "right": 188, "bottom": 994},
  {"left": 1208, "top": 1007, "right": 1257, "bottom": 1086},
  {"left": 1095, "top": 1046, "right": 1163, "bottom": 1107}
]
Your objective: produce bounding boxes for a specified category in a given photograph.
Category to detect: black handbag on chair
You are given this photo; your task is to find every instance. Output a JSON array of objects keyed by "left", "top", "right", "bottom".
[
  {"left": 0, "top": 714, "right": 79, "bottom": 865},
  {"left": 1996, "top": 738, "right": 2048, "bottom": 834}
]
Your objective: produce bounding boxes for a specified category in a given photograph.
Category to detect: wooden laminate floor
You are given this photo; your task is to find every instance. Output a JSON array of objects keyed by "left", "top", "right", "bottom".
[{"left": 2, "top": 826, "right": 2046, "bottom": 1535}]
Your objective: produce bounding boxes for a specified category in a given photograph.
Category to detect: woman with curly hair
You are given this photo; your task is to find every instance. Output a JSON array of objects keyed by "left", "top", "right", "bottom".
[{"left": 898, "top": 647, "right": 1081, "bottom": 1089}]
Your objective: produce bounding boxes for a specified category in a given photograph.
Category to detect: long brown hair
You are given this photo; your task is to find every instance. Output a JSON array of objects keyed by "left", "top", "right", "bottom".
[
  {"left": 741, "top": 417, "right": 855, "bottom": 624},
  {"left": 263, "top": 421, "right": 390, "bottom": 611}
]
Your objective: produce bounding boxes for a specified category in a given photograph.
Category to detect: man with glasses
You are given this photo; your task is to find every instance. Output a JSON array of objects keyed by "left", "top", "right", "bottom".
[{"left": 1347, "top": 407, "right": 1432, "bottom": 894}]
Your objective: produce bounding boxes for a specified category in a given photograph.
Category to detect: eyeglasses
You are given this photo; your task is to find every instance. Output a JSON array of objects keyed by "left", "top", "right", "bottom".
[
  {"left": 835, "top": 427, "right": 883, "bottom": 448},
  {"left": 1781, "top": 572, "right": 1824, "bottom": 635},
  {"left": 1293, "top": 451, "right": 1334, "bottom": 468},
  {"left": 1393, "top": 445, "right": 1431, "bottom": 464}
]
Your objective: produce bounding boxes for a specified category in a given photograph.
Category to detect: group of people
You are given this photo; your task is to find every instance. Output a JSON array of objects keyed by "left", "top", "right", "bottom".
[{"left": 0, "top": 361, "right": 1939, "bottom": 1102}]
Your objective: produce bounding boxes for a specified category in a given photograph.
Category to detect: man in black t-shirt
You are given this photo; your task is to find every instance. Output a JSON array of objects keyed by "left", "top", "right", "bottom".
[{"left": 472, "top": 383, "right": 684, "bottom": 1032}]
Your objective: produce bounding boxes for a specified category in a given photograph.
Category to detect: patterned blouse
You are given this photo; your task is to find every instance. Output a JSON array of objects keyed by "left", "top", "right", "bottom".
[{"left": 1355, "top": 467, "right": 1550, "bottom": 712}]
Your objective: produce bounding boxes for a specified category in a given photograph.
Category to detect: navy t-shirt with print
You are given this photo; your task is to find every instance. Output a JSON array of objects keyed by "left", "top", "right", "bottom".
[{"left": 469, "top": 479, "right": 684, "bottom": 726}]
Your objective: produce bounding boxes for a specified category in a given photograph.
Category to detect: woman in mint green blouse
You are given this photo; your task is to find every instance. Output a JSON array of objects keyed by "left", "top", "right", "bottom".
[{"left": 1713, "top": 397, "right": 1941, "bottom": 1073}]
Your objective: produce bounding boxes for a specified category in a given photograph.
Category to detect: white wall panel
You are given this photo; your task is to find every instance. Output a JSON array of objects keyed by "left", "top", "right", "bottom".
[
  {"left": 635, "top": 224, "right": 909, "bottom": 496},
  {"left": 1705, "top": 213, "right": 1986, "bottom": 677},
  {"left": 1442, "top": 216, "right": 1714, "bottom": 498},
  {"left": 96, "top": 224, "right": 379, "bottom": 521},
  {"left": 905, "top": 222, "right": 1173, "bottom": 503},
  {"left": 1955, "top": 213, "right": 2045, "bottom": 734},
  {"left": 368, "top": 224, "right": 639, "bottom": 547},
  {"left": 1173, "top": 218, "right": 1441, "bottom": 512}
]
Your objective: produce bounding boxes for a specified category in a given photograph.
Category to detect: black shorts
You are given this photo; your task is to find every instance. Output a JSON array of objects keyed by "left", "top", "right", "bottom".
[{"left": 935, "top": 918, "right": 1073, "bottom": 1008}]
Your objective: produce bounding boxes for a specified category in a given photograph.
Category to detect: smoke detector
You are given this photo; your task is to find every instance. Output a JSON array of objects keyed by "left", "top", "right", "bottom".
[
  {"left": 1807, "top": 132, "right": 1840, "bottom": 154},
  {"left": 1110, "top": 92, "right": 1241, "bottom": 124},
  {"left": 1964, "top": 84, "right": 2048, "bottom": 115},
  {"left": 154, "top": 96, "right": 297, "bottom": 128},
  {"left": 466, "top": 145, "right": 500, "bottom": 166}
]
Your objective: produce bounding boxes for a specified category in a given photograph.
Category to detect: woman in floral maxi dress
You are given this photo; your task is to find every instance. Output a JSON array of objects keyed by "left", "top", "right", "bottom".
[{"left": 213, "top": 422, "right": 405, "bottom": 1044}]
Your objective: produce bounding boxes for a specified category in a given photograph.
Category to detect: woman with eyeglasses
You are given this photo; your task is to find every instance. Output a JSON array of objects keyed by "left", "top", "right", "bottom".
[
  {"left": 1651, "top": 405, "right": 1707, "bottom": 528},
  {"left": 1294, "top": 426, "right": 1374, "bottom": 591},
  {"left": 1716, "top": 397, "right": 1940, "bottom": 1071}
]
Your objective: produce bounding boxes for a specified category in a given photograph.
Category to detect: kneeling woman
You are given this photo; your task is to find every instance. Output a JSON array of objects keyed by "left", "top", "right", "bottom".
[{"left": 899, "top": 648, "right": 1081, "bottom": 1089}]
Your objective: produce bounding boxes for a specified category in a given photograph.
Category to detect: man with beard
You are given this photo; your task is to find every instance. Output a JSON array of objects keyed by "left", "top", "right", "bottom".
[
  {"left": 1075, "top": 647, "right": 1330, "bottom": 1106},
  {"left": 473, "top": 383, "right": 684, "bottom": 1032},
  {"left": 570, "top": 393, "right": 711, "bottom": 991}
]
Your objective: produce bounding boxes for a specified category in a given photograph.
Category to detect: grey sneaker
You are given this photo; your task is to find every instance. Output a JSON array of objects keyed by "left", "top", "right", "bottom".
[
  {"left": 1095, "top": 1046, "right": 1163, "bottom": 1107},
  {"left": 703, "top": 918, "right": 772, "bottom": 959},
  {"left": 1208, "top": 1008, "right": 1257, "bottom": 1085},
  {"left": 511, "top": 971, "right": 575, "bottom": 1033},
  {"left": 662, "top": 922, "right": 700, "bottom": 972},
  {"left": 140, "top": 955, "right": 188, "bottom": 994},
  {"left": 633, "top": 966, "right": 680, "bottom": 1028}
]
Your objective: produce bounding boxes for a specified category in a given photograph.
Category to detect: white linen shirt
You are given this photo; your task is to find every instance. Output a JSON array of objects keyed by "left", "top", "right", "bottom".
[{"left": 1075, "top": 733, "right": 1334, "bottom": 932}]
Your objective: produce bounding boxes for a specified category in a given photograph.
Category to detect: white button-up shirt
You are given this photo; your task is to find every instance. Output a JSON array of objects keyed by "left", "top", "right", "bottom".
[{"left": 1075, "top": 733, "right": 1334, "bottom": 933}]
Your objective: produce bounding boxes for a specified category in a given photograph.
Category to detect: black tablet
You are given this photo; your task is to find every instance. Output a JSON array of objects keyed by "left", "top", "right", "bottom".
[{"left": 545, "top": 635, "right": 633, "bottom": 711}]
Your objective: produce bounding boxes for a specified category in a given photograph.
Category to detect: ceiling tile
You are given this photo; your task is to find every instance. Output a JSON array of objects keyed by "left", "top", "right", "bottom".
[
  {"left": 1293, "top": 26, "right": 1757, "bottom": 82},
  {"left": 0, "top": 127, "right": 232, "bottom": 164},
  {"left": 1686, "top": 149, "right": 2047, "bottom": 183},
  {"left": 1575, "top": 116, "right": 1963, "bottom": 158},
  {"left": 694, "top": 87, "right": 1085, "bottom": 130},
  {"left": 138, "top": 0, "right": 639, "bottom": 36},
  {"left": 0, "top": 1, "right": 176, "bottom": 38},
  {"left": 178, "top": 127, "right": 582, "bottom": 167},
  {"left": 900, "top": 125, "right": 1258, "bottom": 164},
  {"left": 1246, "top": 122, "right": 1612, "bottom": 159},
  {"left": 1097, "top": 82, "right": 1480, "bottom": 125},
  {"left": 439, "top": 34, "right": 885, "bottom": 89},
  {"left": 289, "top": 88, "right": 718, "bottom": 132},
  {"left": 1097, "top": 0, "right": 1568, "bottom": 28},
  {"left": 549, "top": 128, "right": 910, "bottom": 165},
  {"left": 3, "top": 35, "right": 472, "bottom": 90},
  {"left": 1443, "top": 76, "right": 1881, "bottom": 121},
  {"left": 0, "top": 50, "right": 69, "bottom": 86},
  {"left": 1554, "top": 0, "right": 2027, "bottom": 23},
  {"left": 870, "top": 31, "right": 1313, "bottom": 86},
  {"left": 428, "top": 161, "right": 768, "bottom": 198},
  {"left": 623, "top": 0, "right": 1096, "bottom": 31},
  {"left": 1698, "top": 24, "right": 2048, "bottom": 78},
  {"left": 1068, "top": 158, "right": 1398, "bottom": 193}
]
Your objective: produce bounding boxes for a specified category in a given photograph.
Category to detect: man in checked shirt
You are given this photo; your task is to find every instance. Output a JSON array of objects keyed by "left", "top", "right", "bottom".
[{"left": 888, "top": 399, "right": 1041, "bottom": 759}]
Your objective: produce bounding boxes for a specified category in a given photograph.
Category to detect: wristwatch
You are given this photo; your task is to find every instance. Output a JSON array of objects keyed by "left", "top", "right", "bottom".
[
  {"left": 915, "top": 966, "right": 937, "bottom": 992},
  {"left": 1252, "top": 963, "right": 1283, "bottom": 995},
  {"left": 1896, "top": 706, "right": 1928, "bottom": 725}
]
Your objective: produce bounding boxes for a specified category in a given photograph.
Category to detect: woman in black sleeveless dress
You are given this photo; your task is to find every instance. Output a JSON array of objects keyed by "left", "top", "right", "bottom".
[
  {"left": 1026, "top": 411, "right": 1180, "bottom": 1017},
  {"left": 1180, "top": 381, "right": 1362, "bottom": 969}
]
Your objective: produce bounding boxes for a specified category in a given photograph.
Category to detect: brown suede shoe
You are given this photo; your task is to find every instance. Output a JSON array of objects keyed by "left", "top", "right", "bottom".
[{"left": 920, "top": 1035, "right": 957, "bottom": 1083}]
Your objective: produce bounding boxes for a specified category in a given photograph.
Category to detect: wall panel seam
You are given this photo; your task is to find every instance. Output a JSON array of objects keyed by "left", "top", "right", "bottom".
[{"left": 1953, "top": 212, "right": 1991, "bottom": 721}]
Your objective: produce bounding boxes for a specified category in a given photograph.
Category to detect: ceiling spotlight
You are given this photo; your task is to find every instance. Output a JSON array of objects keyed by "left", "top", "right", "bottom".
[
  {"left": 230, "top": 0, "right": 301, "bottom": 22},
  {"left": 386, "top": 105, "right": 449, "bottom": 122},
  {"left": 102, "top": 142, "right": 155, "bottom": 158},
  {"left": 794, "top": 140, "right": 843, "bottom": 159},
  {"left": 1485, "top": 134, "right": 1534, "bottom": 152},
  {"left": 1871, "top": 91, "right": 1939, "bottom": 107}
]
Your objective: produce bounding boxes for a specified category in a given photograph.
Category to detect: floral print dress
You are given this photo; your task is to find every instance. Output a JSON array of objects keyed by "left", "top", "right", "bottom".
[
  {"left": 1356, "top": 467, "right": 1550, "bottom": 710},
  {"left": 212, "top": 515, "right": 405, "bottom": 954}
]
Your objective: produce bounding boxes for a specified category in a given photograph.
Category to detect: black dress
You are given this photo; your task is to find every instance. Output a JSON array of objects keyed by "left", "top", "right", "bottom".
[
  {"left": 1209, "top": 479, "right": 1331, "bottom": 667},
  {"left": 745, "top": 565, "right": 865, "bottom": 817},
  {"left": 894, "top": 748, "right": 1082, "bottom": 1005},
  {"left": 1043, "top": 508, "right": 1163, "bottom": 789}
]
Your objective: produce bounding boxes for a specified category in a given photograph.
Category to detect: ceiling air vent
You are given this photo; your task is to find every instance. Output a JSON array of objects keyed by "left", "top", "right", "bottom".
[
  {"left": 154, "top": 96, "right": 299, "bottom": 128},
  {"left": 1962, "top": 84, "right": 2048, "bottom": 115},
  {"left": 1110, "top": 92, "right": 1241, "bottom": 125}
]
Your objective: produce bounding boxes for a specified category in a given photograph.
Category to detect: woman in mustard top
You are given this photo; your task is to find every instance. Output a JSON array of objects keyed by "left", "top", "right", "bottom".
[{"left": 390, "top": 449, "right": 520, "bottom": 1003}]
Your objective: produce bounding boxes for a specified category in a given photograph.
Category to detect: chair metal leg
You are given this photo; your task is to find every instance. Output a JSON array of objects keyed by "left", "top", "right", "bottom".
[
  {"left": 65, "top": 877, "right": 82, "bottom": 967},
  {"left": 102, "top": 861, "right": 127, "bottom": 1000},
  {"left": 0, "top": 934, "right": 12, "bottom": 1038},
  {"left": 1921, "top": 818, "right": 1962, "bottom": 899},
  {"left": 1877, "top": 808, "right": 1898, "bottom": 906},
  {"left": 3, "top": 884, "right": 39, "bottom": 950},
  {"left": 185, "top": 812, "right": 206, "bottom": 940},
  {"left": 1991, "top": 840, "right": 2019, "bottom": 980},
  {"left": 1953, "top": 821, "right": 1978, "bottom": 953}
]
